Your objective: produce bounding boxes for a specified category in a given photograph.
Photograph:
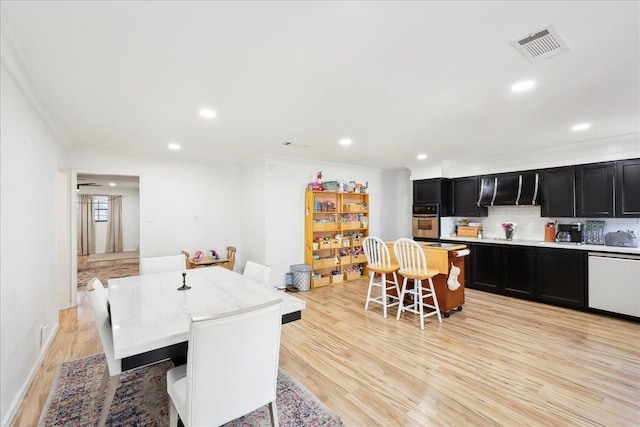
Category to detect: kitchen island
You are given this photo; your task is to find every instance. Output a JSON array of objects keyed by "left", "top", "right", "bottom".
[{"left": 385, "top": 241, "right": 469, "bottom": 317}]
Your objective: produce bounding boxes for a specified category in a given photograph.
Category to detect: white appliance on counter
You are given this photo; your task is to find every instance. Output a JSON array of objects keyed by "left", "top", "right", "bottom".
[{"left": 588, "top": 252, "right": 640, "bottom": 317}]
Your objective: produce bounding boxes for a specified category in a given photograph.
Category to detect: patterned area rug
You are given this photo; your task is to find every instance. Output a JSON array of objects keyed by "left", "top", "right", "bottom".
[
  {"left": 77, "top": 259, "right": 139, "bottom": 291},
  {"left": 39, "top": 354, "right": 343, "bottom": 427},
  {"left": 87, "top": 251, "right": 139, "bottom": 263}
]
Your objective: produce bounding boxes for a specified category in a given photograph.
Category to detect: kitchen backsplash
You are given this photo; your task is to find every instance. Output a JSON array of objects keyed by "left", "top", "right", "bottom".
[{"left": 441, "top": 206, "right": 640, "bottom": 241}]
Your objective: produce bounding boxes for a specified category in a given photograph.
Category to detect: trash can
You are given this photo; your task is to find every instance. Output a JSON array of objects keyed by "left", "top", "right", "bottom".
[{"left": 290, "top": 264, "right": 312, "bottom": 291}]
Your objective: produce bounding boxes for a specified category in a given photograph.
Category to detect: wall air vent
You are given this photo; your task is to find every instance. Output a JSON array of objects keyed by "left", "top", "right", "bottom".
[{"left": 509, "top": 25, "right": 569, "bottom": 64}]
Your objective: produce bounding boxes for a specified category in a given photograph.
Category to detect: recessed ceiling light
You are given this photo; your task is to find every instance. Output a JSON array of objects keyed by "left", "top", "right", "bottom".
[
  {"left": 339, "top": 138, "right": 353, "bottom": 146},
  {"left": 109, "top": 182, "right": 116, "bottom": 187},
  {"left": 511, "top": 80, "right": 536, "bottom": 93},
  {"left": 199, "top": 109, "right": 216, "bottom": 119},
  {"left": 417, "top": 154, "right": 428, "bottom": 160},
  {"left": 168, "top": 143, "right": 181, "bottom": 150},
  {"left": 571, "top": 123, "right": 591, "bottom": 131}
]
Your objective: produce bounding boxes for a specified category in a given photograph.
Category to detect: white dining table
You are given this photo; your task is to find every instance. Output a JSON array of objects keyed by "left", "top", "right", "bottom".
[{"left": 108, "top": 266, "right": 305, "bottom": 370}]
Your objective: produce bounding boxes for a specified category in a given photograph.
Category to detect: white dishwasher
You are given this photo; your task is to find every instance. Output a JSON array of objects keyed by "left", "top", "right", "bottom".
[{"left": 588, "top": 252, "right": 640, "bottom": 317}]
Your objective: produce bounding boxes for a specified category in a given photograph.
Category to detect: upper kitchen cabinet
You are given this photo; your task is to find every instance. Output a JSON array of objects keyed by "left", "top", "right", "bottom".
[
  {"left": 451, "top": 177, "right": 487, "bottom": 217},
  {"left": 576, "top": 162, "right": 615, "bottom": 217},
  {"left": 413, "top": 178, "right": 451, "bottom": 216},
  {"left": 541, "top": 166, "right": 576, "bottom": 217},
  {"left": 615, "top": 158, "right": 640, "bottom": 217}
]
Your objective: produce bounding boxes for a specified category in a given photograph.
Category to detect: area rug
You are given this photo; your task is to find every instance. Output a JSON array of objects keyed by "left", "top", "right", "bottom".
[
  {"left": 87, "top": 251, "right": 139, "bottom": 263},
  {"left": 38, "top": 354, "right": 343, "bottom": 427},
  {"left": 77, "top": 259, "right": 139, "bottom": 291}
]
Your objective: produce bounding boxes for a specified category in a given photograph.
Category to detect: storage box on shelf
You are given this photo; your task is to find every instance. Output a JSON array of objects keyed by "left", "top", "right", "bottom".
[{"left": 305, "top": 189, "right": 369, "bottom": 288}]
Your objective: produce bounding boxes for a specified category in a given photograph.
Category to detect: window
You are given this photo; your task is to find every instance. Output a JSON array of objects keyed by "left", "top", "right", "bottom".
[{"left": 94, "top": 196, "right": 108, "bottom": 222}]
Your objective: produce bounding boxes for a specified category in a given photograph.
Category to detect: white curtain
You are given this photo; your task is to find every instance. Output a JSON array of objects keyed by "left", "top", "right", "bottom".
[
  {"left": 77, "top": 194, "right": 95, "bottom": 255},
  {"left": 105, "top": 195, "right": 123, "bottom": 253}
]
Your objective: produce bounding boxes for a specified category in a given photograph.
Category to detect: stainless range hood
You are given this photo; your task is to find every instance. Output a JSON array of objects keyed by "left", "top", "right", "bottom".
[{"left": 477, "top": 172, "right": 540, "bottom": 206}]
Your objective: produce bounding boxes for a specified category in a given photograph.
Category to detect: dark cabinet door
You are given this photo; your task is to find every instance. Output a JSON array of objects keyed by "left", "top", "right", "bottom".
[
  {"left": 577, "top": 162, "right": 614, "bottom": 217},
  {"left": 541, "top": 167, "right": 576, "bottom": 217},
  {"left": 413, "top": 179, "right": 450, "bottom": 216},
  {"left": 451, "top": 177, "right": 487, "bottom": 217},
  {"left": 534, "top": 248, "right": 585, "bottom": 308},
  {"left": 471, "top": 244, "right": 501, "bottom": 292},
  {"left": 413, "top": 179, "right": 439, "bottom": 204},
  {"left": 615, "top": 158, "right": 640, "bottom": 217},
  {"left": 502, "top": 246, "right": 534, "bottom": 298}
]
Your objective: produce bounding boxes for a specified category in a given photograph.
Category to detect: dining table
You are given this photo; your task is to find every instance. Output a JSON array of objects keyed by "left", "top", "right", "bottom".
[{"left": 108, "top": 266, "right": 306, "bottom": 370}]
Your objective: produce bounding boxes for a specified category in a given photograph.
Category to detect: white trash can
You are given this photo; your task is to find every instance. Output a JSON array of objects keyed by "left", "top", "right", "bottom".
[{"left": 290, "top": 264, "right": 312, "bottom": 291}]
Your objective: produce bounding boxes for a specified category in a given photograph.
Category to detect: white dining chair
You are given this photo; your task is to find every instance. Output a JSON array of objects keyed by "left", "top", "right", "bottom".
[
  {"left": 167, "top": 299, "right": 283, "bottom": 427},
  {"left": 362, "top": 236, "right": 401, "bottom": 318},
  {"left": 140, "top": 254, "right": 186, "bottom": 275},
  {"left": 87, "top": 278, "right": 122, "bottom": 427},
  {"left": 393, "top": 238, "right": 442, "bottom": 329},
  {"left": 243, "top": 260, "right": 271, "bottom": 286}
]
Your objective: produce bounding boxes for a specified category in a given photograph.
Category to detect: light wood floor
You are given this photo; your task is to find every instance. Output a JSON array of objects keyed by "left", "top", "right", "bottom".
[{"left": 11, "top": 280, "right": 640, "bottom": 426}]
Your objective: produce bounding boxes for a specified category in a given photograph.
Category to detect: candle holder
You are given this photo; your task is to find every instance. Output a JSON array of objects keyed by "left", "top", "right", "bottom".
[{"left": 177, "top": 272, "right": 191, "bottom": 291}]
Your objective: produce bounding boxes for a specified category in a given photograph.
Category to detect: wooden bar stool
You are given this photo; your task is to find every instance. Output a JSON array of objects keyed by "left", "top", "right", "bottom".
[
  {"left": 393, "top": 238, "right": 442, "bottom": 329},
  {"left": 362, "top": 236, "right": 401, "bottom": 318}
]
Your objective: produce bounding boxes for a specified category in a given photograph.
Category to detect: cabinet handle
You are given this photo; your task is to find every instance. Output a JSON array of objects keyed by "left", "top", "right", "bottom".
[
  {"left": 532, "top": 173, "right": 539, "bottom": 206},
  {"left": 477, "top": 178, "right": 485, "bottom": 207}
]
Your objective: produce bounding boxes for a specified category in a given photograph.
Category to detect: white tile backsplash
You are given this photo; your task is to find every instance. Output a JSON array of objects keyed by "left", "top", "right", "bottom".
[{"left": 443, "top": 206, "right": 639, "bottom": 241}]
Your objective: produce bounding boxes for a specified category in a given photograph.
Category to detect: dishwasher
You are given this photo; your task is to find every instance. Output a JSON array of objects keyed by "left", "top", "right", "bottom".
[{"left": 588, "top": 252, "right": 640, "bottom": 317}]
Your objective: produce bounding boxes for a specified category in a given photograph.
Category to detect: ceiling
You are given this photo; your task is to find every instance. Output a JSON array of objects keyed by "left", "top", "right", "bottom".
[{"left": 1, "top": 1, "right": 639, "bottom": 170}]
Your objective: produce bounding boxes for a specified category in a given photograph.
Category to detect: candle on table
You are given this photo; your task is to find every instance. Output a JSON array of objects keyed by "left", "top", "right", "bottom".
[{"left": 182, "top": 257, "right": 187, "bottom": 274}]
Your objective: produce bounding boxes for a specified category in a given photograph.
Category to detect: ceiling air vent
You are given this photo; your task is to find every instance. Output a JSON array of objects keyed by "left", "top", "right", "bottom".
[{"left": 509, "top": 25, "right": 569, "bottom": 64}]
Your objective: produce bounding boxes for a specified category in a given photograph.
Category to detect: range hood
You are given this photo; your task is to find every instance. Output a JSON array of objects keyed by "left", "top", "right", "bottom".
[{"left": 477, "top": 172, "right": 540, "bottom": 206}]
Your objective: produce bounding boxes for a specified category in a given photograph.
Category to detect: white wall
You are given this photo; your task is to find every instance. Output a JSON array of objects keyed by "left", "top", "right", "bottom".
[
  {"left": 410, "top": 133, "right": 640, "bottom": 180},
  {"left": 261, "top": 155, "right": 406, "bottom": 287},
  {"left": 69, "top": 151, "right": 243, "bottom": 259},
  {"left": 78, "top": 186, "right": 140, "bottom": 252},
  {"left": 0, "top": 64, "right": 65, "bottom": 426}
]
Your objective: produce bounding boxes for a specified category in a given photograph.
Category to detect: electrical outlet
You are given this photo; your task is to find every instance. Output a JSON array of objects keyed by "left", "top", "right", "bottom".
[{"left": 40, "top": 325, "right": 48, "bottom": 345}]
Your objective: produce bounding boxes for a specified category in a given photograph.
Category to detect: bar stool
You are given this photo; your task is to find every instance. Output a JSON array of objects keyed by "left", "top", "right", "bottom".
[
  {"left": 393, "top": 238, "right": 442, "bottom": 329},
  {"left": 362, "top": 236, "right": 401, "bottom": 318}
]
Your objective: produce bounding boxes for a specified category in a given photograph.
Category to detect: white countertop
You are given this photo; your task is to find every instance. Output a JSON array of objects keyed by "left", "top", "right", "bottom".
[
  {"left": 108, "top": 267, "right": 306, "bottom": 360},
  {"left": 442, "top": 236, "right": 640, "bottom": 255}
]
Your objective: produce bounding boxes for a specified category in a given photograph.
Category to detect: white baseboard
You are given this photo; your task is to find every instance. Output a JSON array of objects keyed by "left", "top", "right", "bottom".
[{"left": 2, "top": 322, "right": 59, "bottom": 427}]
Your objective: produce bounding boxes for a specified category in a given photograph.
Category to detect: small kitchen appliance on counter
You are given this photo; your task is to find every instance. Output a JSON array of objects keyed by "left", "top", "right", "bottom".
[
  {"left": 604, "top": 231, "right": 637, "bottom": 247},
  {"left": 555, "top": 223, "right": 584, "bottom": 244}
]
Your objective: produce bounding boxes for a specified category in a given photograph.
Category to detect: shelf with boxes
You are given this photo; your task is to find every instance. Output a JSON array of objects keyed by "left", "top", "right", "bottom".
[{"left": 305, "top": 190, "right": 369, "bottom": 288}]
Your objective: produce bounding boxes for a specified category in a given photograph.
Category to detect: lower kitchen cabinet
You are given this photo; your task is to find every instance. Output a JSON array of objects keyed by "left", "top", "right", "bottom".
[
  {"left": 471, "top": 244, "right": 501, "bottom": 292},
  {"left": 462, "top": 242, "right": 586, "bottom": 308},
  {"left": 468, "top": 244, "right": 535, "bottom": 298},
  {"left": 534, "top": 248, "right": 586, "bottom": 308},
  {"left": 503, "top": 246, "right": 535, "bottom": 298}
]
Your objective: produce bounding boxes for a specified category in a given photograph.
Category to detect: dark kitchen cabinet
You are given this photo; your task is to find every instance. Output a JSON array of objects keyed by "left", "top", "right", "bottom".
[
  {"left": 502, "top": 246, "right": 535, "bottom": 298},
  {"left": 469, "top": 244, "right": 534, "bottom": 298},
  {"left": 576, "top": 162, "right": 614, "bottom": 217},
  {"left": 451, "top": 177, "right": 487, "bottom": 217},
  {"left": 615, "top": 158, "right": 640, "bottom": 217},
  {"left": 534, "top": 248, "right": 585, "bottom": 308},
  {"left": 413, "top": 178, "right": 450, "bottom": 216},
  {"left": 541, "top": 166, "right": 576, "bottom": 217},
  {"left": 470, "top": 244, "right": 501, "bottom": 292}
]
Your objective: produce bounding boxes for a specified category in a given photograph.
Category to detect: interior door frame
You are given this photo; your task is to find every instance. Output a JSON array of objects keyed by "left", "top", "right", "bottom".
[{"left": 68, "top": 169, "right": 141, "bottom": 308}]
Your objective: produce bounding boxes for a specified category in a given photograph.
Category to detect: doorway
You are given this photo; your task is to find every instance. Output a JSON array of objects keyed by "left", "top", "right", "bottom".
[{"left": 75, "top": 173, "right": 140, "bottom": 292}]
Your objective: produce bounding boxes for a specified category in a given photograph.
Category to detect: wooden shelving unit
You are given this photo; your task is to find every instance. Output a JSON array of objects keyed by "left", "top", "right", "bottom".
[{"left": 305, "top": 190, "right": 369, "bottom": 288}]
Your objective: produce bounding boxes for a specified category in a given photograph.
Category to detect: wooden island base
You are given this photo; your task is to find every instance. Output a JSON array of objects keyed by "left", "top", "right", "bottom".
[{"left": 385, "top": 241, "right": 468, "bottom": 317}]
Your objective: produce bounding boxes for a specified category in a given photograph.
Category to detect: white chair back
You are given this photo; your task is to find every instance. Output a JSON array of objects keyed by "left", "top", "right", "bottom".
[
  {"left": 393, "top": 238, "right": 428, "bottom": 275},
  {"left": 187, "top": 299, "right": 283, "bottom": 426},
  {"left": 363, "top": 236, "right": 393, "bottom": 269},
  {"left": 243, "top": 261, "right": 271, "bottom": 285},
  {"left": 140, "top": 254, "right": 186, "bottom": 275},
  {"left": 87, "top": 278, "right": 121, "bottom": 376}
]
